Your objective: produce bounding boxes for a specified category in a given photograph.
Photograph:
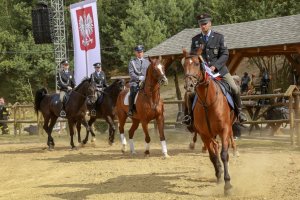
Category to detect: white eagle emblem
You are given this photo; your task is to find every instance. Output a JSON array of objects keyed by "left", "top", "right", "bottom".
[{"left": 79, "top": 13, "right": 94, "bottom": 47}]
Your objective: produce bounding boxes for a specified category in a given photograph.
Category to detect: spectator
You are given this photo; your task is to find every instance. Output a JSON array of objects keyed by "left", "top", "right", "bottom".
[
  {"left": 0, "top": 97, "right": 10, "bottom": 134},
  {"left": 241, "top": 72, "right": 251, "bottom": 94}
]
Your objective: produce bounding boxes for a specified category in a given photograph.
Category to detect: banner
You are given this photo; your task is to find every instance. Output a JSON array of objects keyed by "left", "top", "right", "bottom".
[{"left": 70, "top": 0, "right": 101, "bottom": 85}]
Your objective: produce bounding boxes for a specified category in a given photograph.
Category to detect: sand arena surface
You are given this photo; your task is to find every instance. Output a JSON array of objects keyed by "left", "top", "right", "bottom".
[{"left": 0, "top": 130, "right": 299, "bottom": 200}]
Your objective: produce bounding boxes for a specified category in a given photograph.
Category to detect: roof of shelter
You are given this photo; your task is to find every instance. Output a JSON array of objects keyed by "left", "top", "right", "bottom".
[{"left": 145, "top": 14, "right": 300, "bottom": 57}]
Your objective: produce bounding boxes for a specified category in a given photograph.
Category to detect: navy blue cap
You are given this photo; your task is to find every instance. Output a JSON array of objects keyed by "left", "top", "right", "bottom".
[
  {"left": 60, "top": 59, "right": 69, "bottom": 65},
  {"left": 134, "top": 45, "right": 144, "bottom": 52},
  {"left": 93, "top": 62, "right": 101, "bottom": 68},
  {"left": 197, "top": 13, "right": 212, "bottom": 24}
]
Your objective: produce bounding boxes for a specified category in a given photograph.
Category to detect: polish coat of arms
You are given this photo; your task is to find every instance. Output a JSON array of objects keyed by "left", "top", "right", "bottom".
[{"left": 76, "top": 7, "right": 96, "bottom": 51}]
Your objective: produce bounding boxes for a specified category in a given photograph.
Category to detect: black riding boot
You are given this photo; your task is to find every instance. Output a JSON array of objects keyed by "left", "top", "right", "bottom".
[
  {"left": 128, "top": 87, "right": 137, "bottom": 117},
  {"left": 60, "top": 103, "right": 66, "bottom": 117},
  {"left": 182, "top": 93, "right": 195, "bottom": 126},
  {"left": 233, "top": 93, "right": 247, "bottom": 123}
]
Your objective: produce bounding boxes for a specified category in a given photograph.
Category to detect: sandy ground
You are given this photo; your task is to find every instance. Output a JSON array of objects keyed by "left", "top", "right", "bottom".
[{"left": 0, "top": 129, "right": 299, "bottom": 200}]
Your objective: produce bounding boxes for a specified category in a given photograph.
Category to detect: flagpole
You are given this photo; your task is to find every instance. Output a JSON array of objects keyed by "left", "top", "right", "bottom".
[{"left": 83, "top": 7, "right": 89, "bottom": 78}]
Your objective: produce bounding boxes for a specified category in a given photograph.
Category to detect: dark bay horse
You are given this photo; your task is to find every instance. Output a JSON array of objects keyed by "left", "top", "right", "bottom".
[
  {"left": 116, "top": 57, "right": 169, "bottom": 158},
  {"left": 182, "top": 49, "right": 236, "bottom": 194},
  {"left": 79, "top": 79, "right": 125, "bottom": 145},
  {"left": 34, "top": 78, "right": 97, "bottom": 150}
]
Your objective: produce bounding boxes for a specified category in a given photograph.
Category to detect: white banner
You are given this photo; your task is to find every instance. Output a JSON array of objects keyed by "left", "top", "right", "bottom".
[{"left": 70, "top": 0, "right": 101, "bottom": 85}]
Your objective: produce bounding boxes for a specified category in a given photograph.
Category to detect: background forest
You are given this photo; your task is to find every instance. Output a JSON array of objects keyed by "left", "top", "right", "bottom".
[{"left": 0, "top": 0, "right": 299, "bottom": 102}]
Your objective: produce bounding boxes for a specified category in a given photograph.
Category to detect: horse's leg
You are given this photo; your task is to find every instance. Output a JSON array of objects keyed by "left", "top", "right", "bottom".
[
  {"left": 104, "top": 115, "right": 116, "bottom": 145},
  {"left": 128, "top": 118, "right": 140, "bottom": 155},
  {"left": 68, "top": 120, "right": 77, "bottom": 149},
  {"left": 76, "top": 120, "right": 82, "bottom": 144},
  {"left": 43, "top": 116, "right": 52, "bottom": 149},
  {"left": 156, "top": 115, "right": 169, "bottom": 158},
  {"left": 189, "top": 132, "right": 197, "bottom": 150},
  {"left": 141, "top": 121, "right": 151, "bottom": 156},
  {"left": 220, "top": 134, "right": 233, "bottom": 195},
  {"left": 47, "top": 115, "right": 58, "bottom": 150},
  {"left": 88, "top": 117, "right": 97, "bottom": 143},
  {"left": 82, "top": 117, "right": 95, "bottom": 145},
  {"left": 118, "top": 111, "right": 127, "bottom": 153}
]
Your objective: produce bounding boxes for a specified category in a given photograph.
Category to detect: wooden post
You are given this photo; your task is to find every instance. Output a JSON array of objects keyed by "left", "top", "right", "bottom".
[
  {"left": 289, "top": 96, "right": 295, "bottom": 145},
  {"left": 295, "top": 94, "right": 300, "bottom": 146},
  {"left": 13, "top": 103, "right": 18, "bottom": 136}
]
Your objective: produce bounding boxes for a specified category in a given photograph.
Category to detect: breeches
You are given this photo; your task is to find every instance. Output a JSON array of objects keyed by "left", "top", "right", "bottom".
[
  {"left": 59, "top": 91, "right": 66, "bottom": 102},
  {"left": 223, "top": 73, "right": 240, "bottom": 95}
]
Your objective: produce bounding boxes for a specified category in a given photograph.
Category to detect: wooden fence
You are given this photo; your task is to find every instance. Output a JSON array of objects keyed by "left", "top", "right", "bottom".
[{"left": 1, "top": 85, "right": 299, "bottom": 145}]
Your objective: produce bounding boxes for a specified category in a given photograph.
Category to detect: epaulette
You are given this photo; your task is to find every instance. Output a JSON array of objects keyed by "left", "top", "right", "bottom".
[{"left": 192, "top": 33, "right": 201, "bottom": 39}]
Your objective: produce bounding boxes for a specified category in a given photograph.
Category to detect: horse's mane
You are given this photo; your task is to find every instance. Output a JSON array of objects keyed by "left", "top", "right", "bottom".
[{"left": 74, "top": 77, "right": 90, "bottom": 91}]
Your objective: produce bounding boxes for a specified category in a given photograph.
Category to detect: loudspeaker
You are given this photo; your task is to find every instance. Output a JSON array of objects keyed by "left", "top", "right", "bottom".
[{"left": 32, "top": 3, "right": 53, "bottom": 44}]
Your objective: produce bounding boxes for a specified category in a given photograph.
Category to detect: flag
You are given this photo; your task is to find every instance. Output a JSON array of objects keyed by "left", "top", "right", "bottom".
[{"left": 70, "top": 0, "right": 101, "bottom": 85}]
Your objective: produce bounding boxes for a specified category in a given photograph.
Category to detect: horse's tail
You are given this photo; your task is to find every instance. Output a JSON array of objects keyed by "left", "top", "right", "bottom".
[{"left": 34, "top": 88, "right": 48, "bottom": 114}]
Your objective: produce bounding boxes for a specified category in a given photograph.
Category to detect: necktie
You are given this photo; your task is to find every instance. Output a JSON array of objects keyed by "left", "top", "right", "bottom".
[
  {"left": 204, "top": 35, "right": 208, "bottom": 42},
  {"left": 140, "top": 60, "right": 143, "bottom": 66}
]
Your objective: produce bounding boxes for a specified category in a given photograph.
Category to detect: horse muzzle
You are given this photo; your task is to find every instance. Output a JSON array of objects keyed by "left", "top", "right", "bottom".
[
  {"left": 159, "top": 76, "right": 168, "bottom": 86},
  {"left": 87, "top": 95, "right": 97, "bottom": 105}
]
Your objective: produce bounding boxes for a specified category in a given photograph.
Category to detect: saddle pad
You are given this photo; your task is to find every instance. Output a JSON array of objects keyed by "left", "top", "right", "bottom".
[{"left": 123, "top": 90, "right": 139, "bottom": 105}]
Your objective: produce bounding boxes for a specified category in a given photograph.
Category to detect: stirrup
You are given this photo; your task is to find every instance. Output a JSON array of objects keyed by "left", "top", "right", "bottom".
[
  {"left": 90, "top": 109, "right": 97, "bottom": 117},
  {"left": 238, "top": 112, "right": 248, "bottom": 123},
  {"left": 60, "top": 110, "right": 66, "bottom": 117},
  {"left": 181, "top": 115, "right": 192, "bottom": 126}
]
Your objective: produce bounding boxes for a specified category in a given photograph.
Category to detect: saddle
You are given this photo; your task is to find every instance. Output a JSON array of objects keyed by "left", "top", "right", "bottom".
[{"left": 124, "top": 90, "right": 139, "bottom": 106}]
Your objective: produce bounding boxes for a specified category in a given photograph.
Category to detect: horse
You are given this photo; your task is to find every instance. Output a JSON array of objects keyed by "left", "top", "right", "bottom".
[
  {"left": 78, "top": 78, "right": 125, "bottom": 145},
  {"left": 34, "top": 78, "right": 97, "bottom": 150},
  {"left": 116, "top": 57, "right": 169, "bottom": 158},
  {"left": 182, "top": 48, "right": 236, "bottom": 194}
]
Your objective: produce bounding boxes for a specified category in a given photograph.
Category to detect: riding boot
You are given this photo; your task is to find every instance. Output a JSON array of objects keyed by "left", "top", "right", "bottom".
[
  {"left": 233, "top": 93, "right": 247, "bottom": 123},
  {"left": 182, "top": 93, "right": 195, "bottom": 126},
  {"left": 60, "top": 102, "right": 66, "bottom": 117},
  {"left": 128, "top": 90, "right": 136, "bottom": 117}
]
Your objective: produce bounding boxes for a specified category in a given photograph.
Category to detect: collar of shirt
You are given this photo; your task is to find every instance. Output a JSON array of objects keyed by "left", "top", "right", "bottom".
[
  {"left": 97, "top": 72, "right": 100, "bottom": 76},
  {"left": 202, "top": 30, "right": 211, "bottom": 38},
  {"left": 64, "top": 70, "right": 69, "bottom": 73}
]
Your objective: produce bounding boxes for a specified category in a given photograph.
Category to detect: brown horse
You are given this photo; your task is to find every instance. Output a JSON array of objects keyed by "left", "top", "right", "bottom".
[
  {"left": 34, "top": 78, "right": 97, "bottom": 150},
  {"left": 182, "top": 48, "right": 236, "bottom": 194},
  {"left": 116, "top": 57, "right": 169, "bottom": 158}
]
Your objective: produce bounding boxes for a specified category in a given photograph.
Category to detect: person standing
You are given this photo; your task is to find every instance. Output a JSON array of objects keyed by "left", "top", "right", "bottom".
[
  {"left": 241, "top": 72, "right": 251, "bottom": 94},
  {"left": 190, "top": 13, "right": 247, "bottom": 123},
  {"left": 127, "top": 45, "right": 150, "bottom": 117},
  {"left": 57, "top": 59, "right": 75, "bottom": 117},
  {"left": 89, "top": 62, "right": 107, "bottom": 116}
]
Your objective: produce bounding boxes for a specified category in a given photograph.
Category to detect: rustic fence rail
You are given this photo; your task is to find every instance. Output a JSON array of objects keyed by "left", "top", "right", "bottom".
[{"left": 1, "top": 86, "right": 299, "bottom": 145}]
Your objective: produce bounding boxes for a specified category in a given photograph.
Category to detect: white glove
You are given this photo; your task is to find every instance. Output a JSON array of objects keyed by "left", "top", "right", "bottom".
[
  {"left": 67, "top": 86, "right": 72, "bottom": 91},
  {"left": 138, "top": 76, "right": 145, "bottom": 81},
  {"left": 97, "top": 88, "right": 103, "bottom": 92}
]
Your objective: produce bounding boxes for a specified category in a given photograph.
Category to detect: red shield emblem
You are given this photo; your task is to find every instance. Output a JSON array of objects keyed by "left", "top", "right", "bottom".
[{"left": 76, "top": 7, "right": 96, "bottom": 51}]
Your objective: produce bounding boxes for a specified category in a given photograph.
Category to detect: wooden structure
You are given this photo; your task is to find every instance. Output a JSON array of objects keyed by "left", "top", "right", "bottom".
[{"left": 145, "top": 14, "right": 300, "bottom": 73}]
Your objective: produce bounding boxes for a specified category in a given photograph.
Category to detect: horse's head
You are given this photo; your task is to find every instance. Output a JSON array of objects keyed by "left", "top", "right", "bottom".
[
  {"left": 182, "top": 48, "right": 206, "bottom": 92},
  {"left": 148, "top": 56, "right": 168, "bottom": 86},
  {"left": 76, "top": 78, "right": 97, "bottom": 105}
]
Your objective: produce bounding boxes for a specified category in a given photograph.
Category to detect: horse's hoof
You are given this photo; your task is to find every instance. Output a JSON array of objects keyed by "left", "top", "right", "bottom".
[
  {"left": 80, "top": 143, "right": 85, "bottom": 147},
  {"left": 121, "top": 145, "right": 126, "bottom": 154},
  {"left": 91, "top": 137, "right": 96, "bottom": 143},
  {"left": 189, "top": 142, "right": 195, "bottom": 150},
  {"left": 108, "top": 141, "right": 114, "bottom": 146},
  {"left": 131, "top": 151, "right": 137, "bottom": 156},
  {"left": 70, "top": 146, "right": 78, "bottom": 151},
  {"left": 48, "top": 147, "right": 54, "bottom": 151},
  {"left": 233, "top": 150, "right": 240, "bottom": 157},
  {"left": 163, "top": 153, "right": 170, "bottom": 159},
  {"left": 224, "top": 182, "right": 233, "bottom": 196}
]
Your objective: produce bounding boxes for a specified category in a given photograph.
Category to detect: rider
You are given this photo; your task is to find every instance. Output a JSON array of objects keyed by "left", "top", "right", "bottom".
[
  {"left": 189, "top": 13, "right": 247, "bottom": 123},
  {"left": 128, "top": 44, "right": 150, "bottom": 117},
  {"left": 57, "top": 59, "right": 75, "bottom": 117},
  {"left": 90, "top": 62, "right": 107, "bottom": 116}
]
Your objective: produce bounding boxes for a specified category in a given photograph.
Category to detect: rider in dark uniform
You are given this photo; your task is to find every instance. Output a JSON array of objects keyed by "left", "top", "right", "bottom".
[
  {"left": 57, "top": 59, "right": 75, "bottom": 117},
  {"left": 89, "top": 62, "right": 107, "bottom": 116},
  {"left": 188, "top": 13, "right": 247, "bottom": 123},
  {"left": 127, "top": 45, "right": 150, "bottom": 117}
]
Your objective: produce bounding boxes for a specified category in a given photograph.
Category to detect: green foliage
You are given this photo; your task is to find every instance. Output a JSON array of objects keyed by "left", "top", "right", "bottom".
[{"left": 0, "top": 0, "right": 299, "bottom": 103}]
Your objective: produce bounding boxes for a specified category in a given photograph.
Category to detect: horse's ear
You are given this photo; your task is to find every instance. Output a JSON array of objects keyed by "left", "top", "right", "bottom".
[
  {"left": 182, "top": 48, "right": 188, "bottom": 58},
  {"left": 196, "top": 46, "right": 203, "bottom": 55}
]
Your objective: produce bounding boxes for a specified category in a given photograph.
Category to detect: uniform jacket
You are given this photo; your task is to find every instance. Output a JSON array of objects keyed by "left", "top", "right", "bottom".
[
  {"left": 128, "top": 57, "right": 150, "bottom": 87},
  {"left": 57, "top": 69, "right": 75, "bottom": 92},
  {"left": 90, "top": 71, "right": 107, "bottom": 89},
  {"left": 191, "top": 30, "right": 229, "bottom": 76}
]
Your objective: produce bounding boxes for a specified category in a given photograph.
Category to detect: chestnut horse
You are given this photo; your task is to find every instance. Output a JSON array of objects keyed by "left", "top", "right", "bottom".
[
  {"left": 182, "top": 49, "right": 236, "bottom": 194},
  {"left": 116, "top": 57, "right": 169, "bottom": 158},
  {"left": 34, "top": 78, "right": 97, "bottom": 150}
]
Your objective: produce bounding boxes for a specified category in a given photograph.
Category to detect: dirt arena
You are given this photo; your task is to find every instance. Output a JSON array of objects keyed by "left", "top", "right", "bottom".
[{"left": 0, "top": 128, "right": 299, "bottom": 200}]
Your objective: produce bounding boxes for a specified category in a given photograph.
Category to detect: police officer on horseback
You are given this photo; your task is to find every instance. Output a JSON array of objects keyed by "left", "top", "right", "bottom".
[
  {"left": 89, "top": 62, "right": 107, "bottom": 116},
  {"left": 57, "top": 59, "right": 75, "bottom": 117},
  {"left": 127, "top": 45, "right": 150, "bottom": 117},
  {"left": 189, "top": 13, "right": 247, "bottom": 123}
]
